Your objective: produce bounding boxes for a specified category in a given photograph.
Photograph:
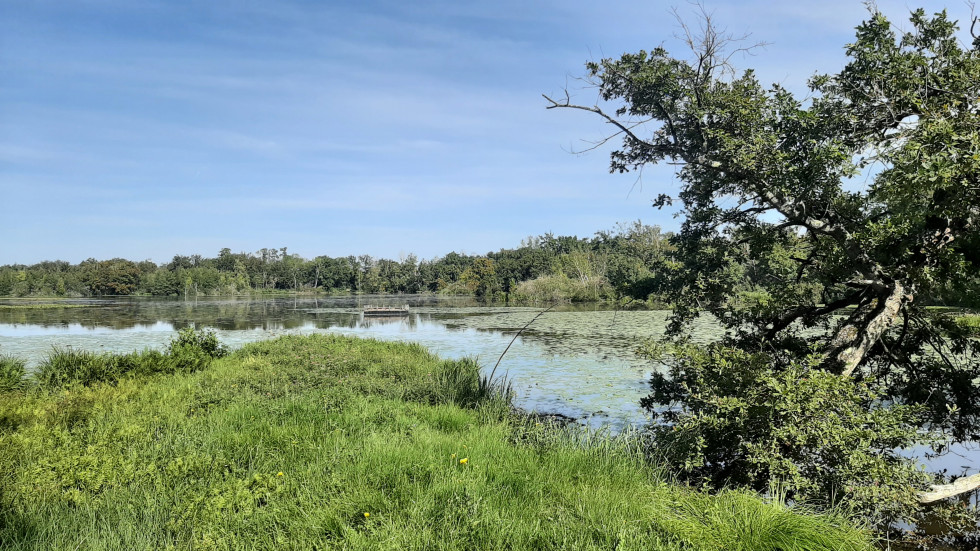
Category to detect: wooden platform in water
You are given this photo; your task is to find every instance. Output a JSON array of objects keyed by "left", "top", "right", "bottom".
[{"left": 362, "top": 305, "right": 410, "bottom": 317}]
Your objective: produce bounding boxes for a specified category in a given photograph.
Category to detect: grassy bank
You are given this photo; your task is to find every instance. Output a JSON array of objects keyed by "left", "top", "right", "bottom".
[
  {"left": 956, "top": 314, "right": 980, "bottom": 337},
  {"left": 0, "top": 334, "right": 872, "bottom": 550}
]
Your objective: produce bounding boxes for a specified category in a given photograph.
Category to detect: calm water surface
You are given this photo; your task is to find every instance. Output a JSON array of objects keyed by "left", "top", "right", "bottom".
[
  {"left": 2, "top": 295, "right": 976, "bottom": 478},
  {"left": 0, "top": 295, "right": 723, "bottom": 429}
]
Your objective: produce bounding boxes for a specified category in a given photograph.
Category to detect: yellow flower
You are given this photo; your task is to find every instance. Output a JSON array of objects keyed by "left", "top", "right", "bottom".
[
  {"left": 364, "top": 512, "right": 370, "bottom": 518},
  {"left": 277, "top": 472, "right": 284, "bottom": 477},
  {"left": 451, "top": 453, "right": 457, "bottom": 459},
  {"left": 459, "top": 458, "right": 468, "bottom": 465}
]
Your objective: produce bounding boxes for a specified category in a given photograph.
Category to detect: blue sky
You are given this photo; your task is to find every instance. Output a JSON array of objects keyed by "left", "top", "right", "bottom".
[{"left": 0, "top": 0, "right": 966, "bottom": 265}]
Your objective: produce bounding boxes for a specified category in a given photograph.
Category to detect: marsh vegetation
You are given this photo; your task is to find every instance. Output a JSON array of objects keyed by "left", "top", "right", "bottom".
[{"left": 0, "top": 331, "right": 872, "bottom": 550}]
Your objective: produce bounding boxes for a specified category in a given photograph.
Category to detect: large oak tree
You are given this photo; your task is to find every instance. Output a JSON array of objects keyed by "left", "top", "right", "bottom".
[{"left": 550, "top": 6, "right": 980, "bottom": 531}]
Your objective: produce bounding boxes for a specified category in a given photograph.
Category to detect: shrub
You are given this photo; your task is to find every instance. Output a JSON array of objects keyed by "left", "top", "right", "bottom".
[
  {"left": 165, "top": 328, "right": 227, "bottom": 373},
  {"left": 955, "top": 315, "right": 980, "bottom": 337},
  {"left": 432, "top": 358, "right": 512, "bottom": 409},
  {"left": 34, "top": 348, "right": 118, "bottom": 388},
  {"left": 166, "top": 343, "right": 213, "bottom": 373},
  {"left": 512, "top": 274, "right": 614, "bottom": 303},
  {"left": 641, "top": 342, "right": 933, "bottom": 528},
  {"left": 114, "top": 349, "right": 172, "bottom": 376},
  {"left": 167, "top": 327, "right": 228, "bottom": 359}
]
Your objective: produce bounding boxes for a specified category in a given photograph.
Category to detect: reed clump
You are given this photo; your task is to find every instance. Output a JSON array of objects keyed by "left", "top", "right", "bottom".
[
  {"left": 0, "top": 354, "right": 26, "bottom": 391},
  {"left": 512, "top": 274, "right": 615, "bottom": 303},
  {"left": 33, "top": 328, "right": 227, "bottom": 389}
]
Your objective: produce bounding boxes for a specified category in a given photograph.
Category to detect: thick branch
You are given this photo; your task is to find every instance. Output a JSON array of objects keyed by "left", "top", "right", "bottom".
[
  {"left": 753, "top": 188, "right": 847, "bottom": 240},
  {"left": 764, "top": 290, "right": 864, "bottom": 341},
  {"left": 827, "top": 280, "right": 909, "bottom": 377}
]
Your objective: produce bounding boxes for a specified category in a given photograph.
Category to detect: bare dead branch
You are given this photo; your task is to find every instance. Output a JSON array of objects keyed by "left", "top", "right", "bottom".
[
  {"left": 565, "top": 130, "right": 628, "bottom": 155},
  {"left": 670, "top": 1, "right": 767, "bottom": 81},
  {"left": 969, "top": 1, "right": 979, "bottom": 40},
  {"left": 542, "top": 94, "right": 678, "bottom": 158}
]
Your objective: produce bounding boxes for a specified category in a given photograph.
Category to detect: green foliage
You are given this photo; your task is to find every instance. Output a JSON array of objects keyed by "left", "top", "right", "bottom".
[
  {"left": 0, "top": 303, "right": 89, "bottom": 310},
  {"left": 431, "top": 357, "right": 513, "bottom": 409},
  {"left": 0, "top": 262, "right": 84, "bottom": 297},
  {"left": 0, "top": 223, "right": 678, "bottom": 301},
  {"left": 34, "top": 348, "right": 122, "bottom": 388},
  {"left": 458, "top": 257, "right": 498, "bottom": 298},
  {"left": 0, "top": 335, "right": 872, "bottom": 550},
  {"left": 512, "top": 273, "right": 615, "bottom": 303},
  {"left": 955, "top": 314, "right": 980, "bottom": 337},
  {"left": 0, "top": 355, "right": 26, "bottom": 392},
  {"left": 659, "top": 489, "right": 870, "bottom": 551},
  {"left": 557, "top": 5, "right": 980, "bottom": 533},
  {"left": 80, "top": 258, "right": 142, "bottom": 296},
  {"left": 167, "top": 327, "right": 228, "bottom": 359},
  {"left": 642, "top": 343, "right": 931, "bottom": 527},
  {"left": 33, "top": 328, "right": 227, "bottom": 389}
]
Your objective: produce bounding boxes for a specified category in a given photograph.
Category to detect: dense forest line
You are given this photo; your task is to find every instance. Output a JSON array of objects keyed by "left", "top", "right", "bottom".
[
  {"left": 0, "top": 222, "right": 673, "bottom": 302},
  {"left": 2, "top": 220, "right": 978, "bottom": 309}
]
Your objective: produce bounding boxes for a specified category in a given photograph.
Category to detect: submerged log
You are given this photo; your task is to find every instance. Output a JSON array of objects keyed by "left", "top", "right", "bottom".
[{"left": 918, "top": 473, "right": 980, "bottom": 504}]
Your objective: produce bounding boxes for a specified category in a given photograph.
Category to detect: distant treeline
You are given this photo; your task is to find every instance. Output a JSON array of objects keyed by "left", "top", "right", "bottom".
[
  {"left": 0, "top": 222, "right": 675, "bottom": 303},
  {"left": 2, "top": 220, "right": 978, "bottom": 308}
]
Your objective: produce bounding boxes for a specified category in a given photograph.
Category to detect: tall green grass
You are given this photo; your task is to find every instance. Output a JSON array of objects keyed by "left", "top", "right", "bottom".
[
  {"left": 0, "top": 334, "right": 872, "bottom": 550},
  {"left": 32, "top": 328, "right": 226, "bottom": 388},
  {"left": 0, "top": 354, "right": 26, "bottom": 391}
]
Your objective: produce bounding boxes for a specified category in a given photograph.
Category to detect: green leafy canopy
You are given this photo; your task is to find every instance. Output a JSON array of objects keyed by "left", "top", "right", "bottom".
[{"left": 551, "top": 5, "right": 980, "bottom": 533}]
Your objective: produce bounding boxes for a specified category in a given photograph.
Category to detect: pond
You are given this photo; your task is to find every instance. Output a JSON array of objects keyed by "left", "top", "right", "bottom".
[
  {"left": 0, "top": 295, "right": 719, "bottom": 430},
  {"left": 2, "top": 295, "right": 976, "bottom": 480}
]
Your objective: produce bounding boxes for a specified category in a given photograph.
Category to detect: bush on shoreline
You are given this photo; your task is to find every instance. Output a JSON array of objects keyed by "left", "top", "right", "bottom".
[{"left": 955, "top": 314, "right": 980, "bottom": 337}]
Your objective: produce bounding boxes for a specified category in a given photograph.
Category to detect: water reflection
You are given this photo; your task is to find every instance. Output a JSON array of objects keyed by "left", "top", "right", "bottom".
[
  {"left": 0, "top": 321, "right": 175, "bottom": 336},
  {"left": 3, "top": 296, "right": 978, "bottom": 478},
  {"left": 0, "top": 296, "right": 662, "bottom": 429},
  {"left": 0, "top": 295, "right": 484, "bottom": 332}
]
